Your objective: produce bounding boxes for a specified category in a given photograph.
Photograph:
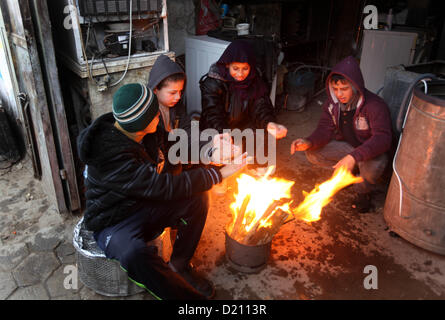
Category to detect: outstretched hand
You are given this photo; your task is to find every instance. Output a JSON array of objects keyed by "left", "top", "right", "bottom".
[
  {"left": 290, "top": 138, "right": 312, "bottom": 154},
  {"left": 333, "top": 154, "right": 356, "bottom": 172},
  {"left": 267, "top": 122, "right": 288, "bottom": 140},
  {"left": 219, "top": 152, "right": 253, "bottom": 179},
  {"left": 210, "top": 133, "right": 241, "bottom": 165}
]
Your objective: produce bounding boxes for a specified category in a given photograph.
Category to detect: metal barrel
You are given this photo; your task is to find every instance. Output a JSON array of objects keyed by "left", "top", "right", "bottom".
[{"left": 384, "top": 80, "right": 445, "bottom": 255}]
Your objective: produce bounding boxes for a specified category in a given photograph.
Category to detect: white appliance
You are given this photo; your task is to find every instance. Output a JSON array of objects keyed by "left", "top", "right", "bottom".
[
  {"left": 185, "top": 35, "right": 230, "bottom": 117},
  {"left": 360, "top": 30, "right": 417, "bottom": 93}
]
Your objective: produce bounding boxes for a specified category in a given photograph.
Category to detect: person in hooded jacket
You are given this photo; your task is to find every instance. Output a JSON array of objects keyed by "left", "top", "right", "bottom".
[
  {"left": 199, "top": 39, "right": 288, "bottom": 176},
  {"left": 77, "top": 79, "right": 247, "bottom": 300},
  {"left": 290, "top": 56, "right": 393, "bottom": 213},
  {"left": 149, "top": 54, "right": 237, "bottom": 173}
]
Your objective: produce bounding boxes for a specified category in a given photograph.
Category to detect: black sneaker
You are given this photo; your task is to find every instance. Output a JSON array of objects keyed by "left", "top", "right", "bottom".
[
  {"left": 353, "top": 193, "right": 374, "bottom": 213},
  {"left": 169, "top": 262, "right": 215, "bottom": 299}
]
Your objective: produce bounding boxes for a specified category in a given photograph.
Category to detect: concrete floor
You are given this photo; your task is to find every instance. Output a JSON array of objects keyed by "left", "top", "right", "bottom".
[{"left": 1, "top": 94, "right": 445, "bottom": 300}]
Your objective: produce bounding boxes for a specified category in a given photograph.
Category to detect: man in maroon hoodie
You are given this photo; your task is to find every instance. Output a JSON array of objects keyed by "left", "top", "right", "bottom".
[{"left": 290, "top": 56, "right": 392, "bottom": 212}]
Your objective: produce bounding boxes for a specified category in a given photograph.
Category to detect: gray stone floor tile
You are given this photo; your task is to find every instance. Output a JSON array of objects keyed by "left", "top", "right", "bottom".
[
  {"left": 12, "top": 252, "right": 60, "bottom": 287},
  {"left": 7, "top": 284, "right": 49, "bottom": 300},
  {"left": 0, "top": 271, "right": 17, "bottom": 300},
  {"left": 0, "top": 243, "right": 29, "bottom": 271},
  {"left": 46, "top": 264, "right": 82, "bottom": 298}
]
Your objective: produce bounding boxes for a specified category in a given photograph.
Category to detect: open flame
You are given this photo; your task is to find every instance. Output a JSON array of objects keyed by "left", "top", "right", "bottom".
[
  {"left": 226, "top": 166, "right": 364, "bottom": 245},
  {"left": 294, "top": 166, "right": 364, "bottom": 222},
  {"left": 226, "top": 166, "right": 294, "bottom": 245}
]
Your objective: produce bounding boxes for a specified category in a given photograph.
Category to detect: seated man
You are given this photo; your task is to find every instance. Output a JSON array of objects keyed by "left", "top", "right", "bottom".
[
  {"left": 77, "top": 83, "right": 248, "bottom": 300},
  {"left": 290, "top": 56, "right": 392, "bottom": 213}
]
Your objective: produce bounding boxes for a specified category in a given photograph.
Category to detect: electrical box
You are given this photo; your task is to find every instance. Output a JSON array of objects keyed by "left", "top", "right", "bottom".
[
  {"left": 48, "top": 0, "right": 170, "bottom": 79},
  {"left": 47, "top": 0, "right": 174, "bottom": 123}
]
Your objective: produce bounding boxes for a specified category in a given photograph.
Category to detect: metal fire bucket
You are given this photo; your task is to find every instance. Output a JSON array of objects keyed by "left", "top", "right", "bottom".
[
  {"left": 384, "top": 80, "right": 445, "bottom": 255},
  {"left": 225, "top": 232, "right": 271, "bottom": 273},
  {"left": 73, "top": 218, "right": 145, "bottom": 296}
]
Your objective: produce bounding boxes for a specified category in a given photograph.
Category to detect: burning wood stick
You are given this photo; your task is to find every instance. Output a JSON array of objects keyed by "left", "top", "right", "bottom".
[
  {"left": 229, "top": 194, "right": 251, "bottom": 240},
  {"left": 259, "top": 210, "right": 290, "bottom": 245},
  {"left": 242, "top": 200, "right": 283, "bottom": 245},
  {"left": 246, "top": 209, "right": 289, "bottom": 246}
]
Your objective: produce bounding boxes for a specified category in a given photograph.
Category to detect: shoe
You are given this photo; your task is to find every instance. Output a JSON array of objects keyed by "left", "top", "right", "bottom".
[
  {"left": 353, "top": 193, "right": 374, "bottom": 213},
  {"left": 169, "top": 262, "right": 215, "bottom": 299}
]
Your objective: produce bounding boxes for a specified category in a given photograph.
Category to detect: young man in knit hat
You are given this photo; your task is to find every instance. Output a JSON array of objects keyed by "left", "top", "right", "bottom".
[
  {"left": 77, "top": 83, "right": 248, "bottom": 300},
  {"left": 290, "top": 56, "right": 392, "bottom": 213}
]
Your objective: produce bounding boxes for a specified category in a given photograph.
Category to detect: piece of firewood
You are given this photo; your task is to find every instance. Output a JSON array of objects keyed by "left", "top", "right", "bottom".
[
  {"left": 257, "top": 210, "right": 290, "bottom": 245},
  {"left": 246, "top": 209, "right": 289, "bottom": 245},
  {"left": 229, "top": 194, "right": 251, "bottom": 239},
  {"left": 242, "top": 200, "right": 283, "bottom": 245}
]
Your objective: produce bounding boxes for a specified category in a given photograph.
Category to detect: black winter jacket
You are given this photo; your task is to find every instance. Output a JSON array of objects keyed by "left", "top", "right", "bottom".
[
  {"left": 77, "top": 113, "right": 222, "bottom": 232},
  {"left": 199, "top": 65, "right": 276, "bottom": 133}
]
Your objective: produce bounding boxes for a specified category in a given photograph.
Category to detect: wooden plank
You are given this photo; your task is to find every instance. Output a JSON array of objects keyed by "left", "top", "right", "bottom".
[
  {"left": 11, "top": 0, "right": 68, "bottom": 213},
  {"left": 31, "top": 0, "right": 81, "bottom": 212},
  {"left": 10, "top": 32, "right": 27, "bottom": 49}
]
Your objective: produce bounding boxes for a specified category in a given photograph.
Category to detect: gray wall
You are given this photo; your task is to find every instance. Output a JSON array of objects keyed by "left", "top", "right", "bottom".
[{"left": 167, "top": 0, "right": 195, "bottom": 56}]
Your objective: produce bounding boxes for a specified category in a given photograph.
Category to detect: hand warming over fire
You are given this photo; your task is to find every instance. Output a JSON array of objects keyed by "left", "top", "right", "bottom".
[
  {"left": 333, "top": 154, "right": 356, "bottom": 172},
  {"left": 210, "top": 132, "right": 241, "bottom": 165},
  {"left": 219, "top": 152, "right": 252, "bottom": 179},
  {"left": 290, "top": 138, "right": 312, "bottom": 154},
  {"left": 267, "top": 122, "right": 288, "bottom": 140}
]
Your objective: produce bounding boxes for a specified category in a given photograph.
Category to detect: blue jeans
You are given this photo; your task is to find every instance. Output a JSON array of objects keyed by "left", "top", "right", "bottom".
[{"left": 305, "top": 140, "right": 388, "bottom": 194}]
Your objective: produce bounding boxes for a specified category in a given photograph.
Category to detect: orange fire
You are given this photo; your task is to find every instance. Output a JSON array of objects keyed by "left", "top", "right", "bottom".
[
  {"left": 294, "top": 166, "right": 364, "bottom": 222},
  {"left": 227, "top": 166, "right": 364, "bottom": 245},
  {"left": 227, "top": 166, "right": 294, "bottom": 240}
]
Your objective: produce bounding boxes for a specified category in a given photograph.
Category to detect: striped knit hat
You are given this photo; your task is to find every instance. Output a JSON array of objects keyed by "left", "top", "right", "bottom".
[{"left": 112, "top": 83, "right": 159, "bottom": 132}]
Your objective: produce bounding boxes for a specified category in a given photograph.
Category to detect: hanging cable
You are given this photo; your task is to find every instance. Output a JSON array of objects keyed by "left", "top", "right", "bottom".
[
  {"left": 421, "top": 79, "right": 428, "bottom": 94},
  {"left": 110, "top": 0, "right": 133, "bottom": 87},
  {"left": 74, "top": 6, "right": 94, "bottom": 82}
]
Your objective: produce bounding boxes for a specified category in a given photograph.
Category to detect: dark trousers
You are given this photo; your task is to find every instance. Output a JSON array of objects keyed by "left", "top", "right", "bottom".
[
  {"left": 305, "top": 140, "right": 388, "bottom": 194},
  {"left": 94, "top": 192, "right": 209, "bottom": 300}
]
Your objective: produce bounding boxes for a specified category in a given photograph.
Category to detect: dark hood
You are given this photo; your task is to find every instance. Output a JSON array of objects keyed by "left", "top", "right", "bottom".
[
  {"left": 215, "top": 39, "right": 257, "bottom": 82},
  {"left": 326, "top": 56, "right": 365, "bottom": 109},
  {"left": 147, "top": 54, "right": 185, "bottom": 90},
  {"left": 148, "top": 54, "right": 187, "bottom": 132},
  {"left": 77, "top": 113, "right": 139, "bottom": 167},
  {"left": 209, "top": 39, "right": 268, "bottom": 101}
]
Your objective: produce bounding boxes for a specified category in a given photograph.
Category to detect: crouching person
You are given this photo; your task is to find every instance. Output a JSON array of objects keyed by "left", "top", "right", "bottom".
[
  {"left": 77, "top": 83, "right": 248, "bottom": 299},
  {"left": 290, "top": 56, "right": 392, "bottom": 213}
]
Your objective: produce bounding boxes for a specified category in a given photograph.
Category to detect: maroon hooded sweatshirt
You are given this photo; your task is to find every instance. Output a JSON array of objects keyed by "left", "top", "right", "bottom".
[{"left": 306, "top": 56, "right": 392, "bottom": 162}]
